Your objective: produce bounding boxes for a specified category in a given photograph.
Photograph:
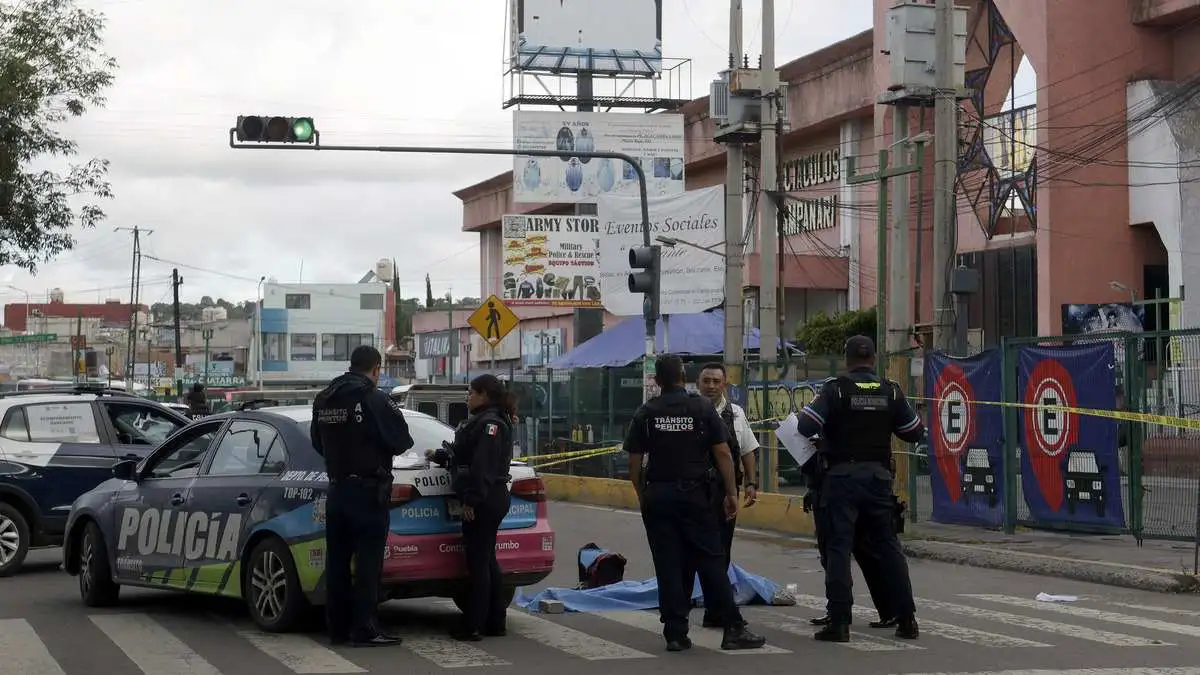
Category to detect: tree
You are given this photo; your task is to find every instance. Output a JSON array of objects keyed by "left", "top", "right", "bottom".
[
  {"left": 424, "top": 274, "right": 434, "bottom": 309},
  {"left": 0, "top": 0, "right": 118, "bottom": 271},
  {"left": 795, "top": 307, "right": 877, "bottom": 355}
]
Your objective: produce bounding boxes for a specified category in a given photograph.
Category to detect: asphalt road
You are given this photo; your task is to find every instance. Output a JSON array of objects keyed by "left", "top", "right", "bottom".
[{"left": 4, "top": 502, "right": 1200, "bottom": 675}]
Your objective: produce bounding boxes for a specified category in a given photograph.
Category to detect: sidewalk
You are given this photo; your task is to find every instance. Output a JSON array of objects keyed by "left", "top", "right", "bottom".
[{"left": 899, "top": 521, "right": 1200, "bottom": 594}]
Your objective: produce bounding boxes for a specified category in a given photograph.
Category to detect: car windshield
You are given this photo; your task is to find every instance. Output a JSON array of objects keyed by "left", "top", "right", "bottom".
[{"left": 285, "top": 409, "right": 455, "bottom": 464}]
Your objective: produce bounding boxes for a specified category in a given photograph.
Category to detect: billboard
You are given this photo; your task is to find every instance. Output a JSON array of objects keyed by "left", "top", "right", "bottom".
[
  {"left": 502, "top": 215, "right": 601, "bottom": 307},
  {"left": 983, "top": 105, "right": 1035, "bottom": 176},
  {"left": 509, "top": 0, "right": 662, "bottom": 75},
  {"left": 513, "top": 111, "right": 685, "bottom": 205},
  {"left": 521, "top": 328, "right": 565, "bottom": 367},
  {"left": 1061, "top": 302, "right": 1147, "bottom": 367},
  {"left": 597, "top": 185, "right": 725, "bottom": 316}
]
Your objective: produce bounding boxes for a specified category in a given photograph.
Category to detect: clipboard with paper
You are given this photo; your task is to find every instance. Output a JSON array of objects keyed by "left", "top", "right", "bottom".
[{"left": 774, "top": 412, "right": 818, "bottom": 468}]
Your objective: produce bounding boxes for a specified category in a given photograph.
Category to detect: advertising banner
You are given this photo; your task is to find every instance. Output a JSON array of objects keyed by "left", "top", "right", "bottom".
[
  {"left": 925, "top": 350, "right": 1004, "bottom": 527},
  {"left": 512, "top": 111, "right": 684, "bottom": 204},
  {"left": 597, "top": 185, "right": 725, "bottom": 316},
  {"left": 501, "top": 215, "right": 601, "bottom": 307},
  {"left": 1018, "top": 343, "right": 1125, "bottom": 529},
  {"left": 509, "top": 0, "right": 663, "bottom": 75},
  {"left": 418, "top": 331, "right": 453, "bottom": 359}
]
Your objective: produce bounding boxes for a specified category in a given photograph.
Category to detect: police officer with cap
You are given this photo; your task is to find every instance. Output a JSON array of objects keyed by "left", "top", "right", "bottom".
[
  {"left": 312, "top": 345, "right": 414, "bottom": 647},
  {"left": 625, "top": 354, "right": 766, "bottom": 653},
  {"left": 795, "top": 335, "right": 923, "bottom": 643}
]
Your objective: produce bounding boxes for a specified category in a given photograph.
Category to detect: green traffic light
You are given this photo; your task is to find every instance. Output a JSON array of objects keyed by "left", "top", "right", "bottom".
[{"left": 292, "top": 118, "right": 314, "bottom": 142}]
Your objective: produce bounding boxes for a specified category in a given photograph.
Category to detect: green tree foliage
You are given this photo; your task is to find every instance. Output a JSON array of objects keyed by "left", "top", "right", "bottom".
[
  {"left": 0, "top": 0, "right": 117, "bottom": 271},
  {"left": 150, "top": 298, "right": 255, "bottom": 322},
  {"left": 795, "top": 307, "right": 877, "bottom": 354}
]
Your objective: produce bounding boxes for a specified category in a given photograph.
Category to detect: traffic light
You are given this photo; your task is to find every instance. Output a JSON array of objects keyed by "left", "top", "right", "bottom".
[
  {"left": 627, "top": 245, "right": 661, "bottom": 321},
  {"left": 235, "top": 115, "right": 316, "bottom": 143}
]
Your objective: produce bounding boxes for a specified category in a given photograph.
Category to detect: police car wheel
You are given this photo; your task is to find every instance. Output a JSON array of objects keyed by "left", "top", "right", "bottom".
[
  {"left": 0, "top": 502, "right": 30, "bottom": 577},
  {"left": 451, "top": 585, "right": 516, "bottom": 614},
  {"left": 245, "top": 537, "right": 307, "bottom": 633},
  {"left": 79, "top": 521, "right": 120, "bottom": 606}
]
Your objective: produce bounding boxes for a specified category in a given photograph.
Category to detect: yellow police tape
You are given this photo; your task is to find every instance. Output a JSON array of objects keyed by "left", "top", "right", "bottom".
[
  {"left": 518, "top": 445, "right": 622, "bottom": 463},
  {"left": 910, "top": 395, "right": 1200, "bottom": 430}
]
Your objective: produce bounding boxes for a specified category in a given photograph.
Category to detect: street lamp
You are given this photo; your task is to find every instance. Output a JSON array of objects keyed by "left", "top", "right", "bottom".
[
  {"left": 201, "top": 327, "right": 215, "bottom": 387},
  {"left": 5, "top": 284, "right": 31, "bottom": 375},
  {"left": 1109, "top": 280, "right": 1137, "bottom": 304},
  {"left": 255, "top": 276, "right": 266, "bottom": 390},
  {"left": 655, "top": 235, "right": 727, "bottom": 258}
]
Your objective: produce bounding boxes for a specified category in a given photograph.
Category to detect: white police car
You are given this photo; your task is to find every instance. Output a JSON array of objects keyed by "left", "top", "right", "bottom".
[{"left": 0, "top": 385, "right": 192, "bottom": 576}]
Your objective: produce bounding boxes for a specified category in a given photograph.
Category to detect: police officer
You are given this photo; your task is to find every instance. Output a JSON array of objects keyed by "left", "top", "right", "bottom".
[
  {"left": 625, "top": 354, "right": 766, "bottom": 653},
  {"left": 795, "top": 336, "right": 924, "bottom": 643},
  {"left": 312, "top": 345, "right": 414, "bottom": 648}
]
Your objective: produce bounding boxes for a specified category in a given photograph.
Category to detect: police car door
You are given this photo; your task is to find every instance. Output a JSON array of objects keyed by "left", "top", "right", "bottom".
[
  {"left": 112, "top": 419, "right": 225, "bottom": 585},
  {"left": 184, "top": 420, "right": 281, "bottom": 593}
]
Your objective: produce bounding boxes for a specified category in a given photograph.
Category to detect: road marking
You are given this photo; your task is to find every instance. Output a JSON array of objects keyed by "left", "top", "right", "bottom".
[
  {"left": 0, "top": 619, "right": 66, "bottom": 675},
  {"left": 90, "top": 614, "right": 222, "bottom": 675},
  {"left": 786, "top": 593, "right": 1049, "bottom": 648},
  {"left": 965, "top": 594, "right": 1200, "bottom": 638},
  {"left": 900, "top": 669, "right": 1200, "bottom": 675},
  {"left": 235, "top": 630, "right": 366, "bottom": 673},
  {"left": 1108, "top": 602, "right": 1200, "bottom": 618},
  {"left": 744, "top": 607, "right": 920, "bottom": 652},
  {"left": 508, "top": 611, "right": 655, "bottom": 660},
  {"left": 393, "top": 629, "right": 510, "bottom": 668},
  {"left": 914, "top": 597, "right": 1170, "bottom": 647},
  {"left": 599, "top": 610, "right": 791, "bottom": 655}
]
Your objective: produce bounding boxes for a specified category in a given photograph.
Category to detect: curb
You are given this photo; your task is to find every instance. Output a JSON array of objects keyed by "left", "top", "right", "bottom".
[{"left": 901, "top": 538, "right": 1200, "bottom": 594}]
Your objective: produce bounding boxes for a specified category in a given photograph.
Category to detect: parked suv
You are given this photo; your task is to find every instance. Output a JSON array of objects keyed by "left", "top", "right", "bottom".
[{"left": 0, "top": 385, "right": 191, "bottom": 576}]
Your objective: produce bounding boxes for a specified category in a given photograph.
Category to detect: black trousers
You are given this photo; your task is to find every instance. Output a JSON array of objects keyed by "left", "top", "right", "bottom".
[
  {"left": 642, "top": 481, "right": 744, "bottom": 641},
  {"left": 818, "top": 463, "right": 915, "bottom": 624},
  {"left": 813, "top": 499, "right": 893, "bottom": 621},
  {"left": 325, "top": 478, "right": 390, "bottom": 640},
  {"left": 460, "top": 488, "right": 511, "bottom": 632},
  {"left": 694, "top": 486, "right": 736, "bottom": 620}
]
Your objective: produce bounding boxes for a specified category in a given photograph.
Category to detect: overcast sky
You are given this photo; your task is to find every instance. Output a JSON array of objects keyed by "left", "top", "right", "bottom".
[{"left": 2, "top": 0, "right": 1033, "bottom": 310}]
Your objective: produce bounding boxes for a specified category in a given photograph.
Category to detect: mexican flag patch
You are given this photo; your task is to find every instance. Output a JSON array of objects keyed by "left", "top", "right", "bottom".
[{"left": 486, "top": 423, "right": 499, "bottom": 436}]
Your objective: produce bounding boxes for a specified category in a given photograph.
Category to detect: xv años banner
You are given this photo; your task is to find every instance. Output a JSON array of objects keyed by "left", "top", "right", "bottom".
[
  {"left": 1018, "top": 343, "right": 1125, "bottom": 529},
  {"left": 925, "top": 350, "right": 1004, "bottom": 527}
]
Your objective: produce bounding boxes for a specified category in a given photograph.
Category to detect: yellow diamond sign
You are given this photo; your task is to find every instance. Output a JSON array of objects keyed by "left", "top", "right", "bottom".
[{"left": 468, "top": 295, "right": 519, "bottom": 347}]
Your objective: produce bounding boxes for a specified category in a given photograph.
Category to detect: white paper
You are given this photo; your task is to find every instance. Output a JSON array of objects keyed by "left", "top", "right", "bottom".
[
  {"left": 1035, "top": 592, "right": 1078, "bottom": 602},
  {"left": 774, "top": 413, "right": 818, "bottom": 469}
]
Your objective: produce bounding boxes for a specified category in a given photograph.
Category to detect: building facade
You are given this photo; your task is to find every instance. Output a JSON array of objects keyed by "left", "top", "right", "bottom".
[{"left": 250, "top": 281, "right": 396, "bottom": 385}]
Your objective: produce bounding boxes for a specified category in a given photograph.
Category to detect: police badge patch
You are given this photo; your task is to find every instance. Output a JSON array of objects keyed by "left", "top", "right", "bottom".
[{"left": 486, "top": 423, "right": 498, "bottom": 436}]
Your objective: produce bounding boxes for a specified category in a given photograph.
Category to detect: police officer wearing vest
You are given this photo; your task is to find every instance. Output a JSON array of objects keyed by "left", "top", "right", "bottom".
[
  {"left": 625, "top": 354, "right": 767, "bottom": 652},
  {"left": 795, "top": 336, "right": 924, "bottom": 643},
  {"left": 312, "top": 345, "right": 415, "bottom": 648}
]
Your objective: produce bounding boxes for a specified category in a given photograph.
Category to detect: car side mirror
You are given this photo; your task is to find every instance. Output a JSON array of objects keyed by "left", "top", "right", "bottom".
[{"left": 112, "top": 459, "right": 138, "bottom": 481}]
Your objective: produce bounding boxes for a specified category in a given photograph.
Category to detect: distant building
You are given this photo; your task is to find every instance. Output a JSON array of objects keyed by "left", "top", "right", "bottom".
[{"left": 3, "top": 298, "right": 147, "bottom": 332}]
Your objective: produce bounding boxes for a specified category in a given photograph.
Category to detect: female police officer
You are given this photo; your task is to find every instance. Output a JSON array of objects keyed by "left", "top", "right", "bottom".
[{"left": 427, "top": 374, "right": 517, "bottom": 641}]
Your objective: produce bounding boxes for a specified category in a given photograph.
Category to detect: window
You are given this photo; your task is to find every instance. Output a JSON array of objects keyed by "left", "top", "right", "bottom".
[
  {"left": 206, "top": 421, "right": 281, "bottom": 477},
  {"left": 259, "top": 436, "right": 288, "bottom": 474},
  {"left": 416, "top": 401, "right": 438, "bottom": 418},
  {"left": 320, "top": 333, "right": 374, "bottom": 361},
  {"left": 285, "top": 293, "right": 311, "bottom": 309},
  {"left": 146, "top": 423, "right": 222, "bottom": 478},
  {"left": 359, "top": 293, "right": 385, "bottom": 311},
  {"left": 448, "top": 402, "right": 469, "bottom": 428},
  {"left": 262, "top": 332, "right": 287, "bottom": 361},
  {"left": 101, "top": 402, "right": 186, "bottom": 446},
  {"left": 3, "top": 403, "right": 101, "bottom": 443},
  {"left": 290, "top": 333, "right": 317, "bottom": 361}
]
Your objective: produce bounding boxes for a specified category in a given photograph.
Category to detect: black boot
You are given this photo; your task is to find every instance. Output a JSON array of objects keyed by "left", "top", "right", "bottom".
[
  {"left": 665, "top": 636, "right": 693, "bottom": 652},
  {"left": 813, "top": 621, "right": 850, "bottom": 642},
  {"left": 702, "top": 613, "right": 723, "bottom": 628},
  {"left": 894, "top": 617, "right": 919, "bottom": 640},
  {"left": 809, "top": 614, "right": 831, "bottom": 626},
  {"left": 721, "top": 624, "right": 766, "bottom": 650},
  {"left": 869, "top": 616, "right": 898, "bottom": 629}
]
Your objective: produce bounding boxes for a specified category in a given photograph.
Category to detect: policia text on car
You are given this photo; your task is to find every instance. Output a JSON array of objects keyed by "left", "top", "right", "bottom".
[
  {"left": 311, "top": 345, "right": 415, "bottom": 648},
  {"left": 794, "top": 336, "right": 924, "bottom": 643},
  {"left": 625, "top": 354, "right": 767, "bottom": 652}
]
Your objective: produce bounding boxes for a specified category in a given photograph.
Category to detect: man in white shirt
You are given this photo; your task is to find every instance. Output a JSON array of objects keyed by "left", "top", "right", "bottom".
[{"left": 695, "top": 363, "right": 761, "bottom": 624}]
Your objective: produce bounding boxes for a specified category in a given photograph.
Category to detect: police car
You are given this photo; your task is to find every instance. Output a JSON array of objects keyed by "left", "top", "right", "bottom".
[
  {"left": 61, "top": 405, "right": 555, "bottom": 633},
  {"left": 0, "top": 386, "right": 193, "bottom": 577}
]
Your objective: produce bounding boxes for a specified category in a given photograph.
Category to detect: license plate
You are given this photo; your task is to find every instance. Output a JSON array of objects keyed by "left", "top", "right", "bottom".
[{"left": 445, "top": 498, "right": 463, "bottom": 521}]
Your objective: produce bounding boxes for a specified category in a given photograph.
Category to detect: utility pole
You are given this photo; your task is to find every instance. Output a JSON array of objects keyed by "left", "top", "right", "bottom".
[
  {"left": 723, "top": 0, "right": 746, "bottom": 386},
  {"left": 116, "top": 226, "right": 152, "bottom": 383},
  {"left": 146, "top": 335, "right": 153, "bottom": 390},
  {"left": 757, "top": 0, "right": 779, "bottom": 366},
  {"left": 445, "top": 292, "right": 454, "bottom": 383},
  {"left": 888, "top": 105, "right": 912, "bottom": 355},
  {"left": 74, "top": 312, "right": 82, "bottom": 383},
  {"left": 171, "top": 269, "right": 184, "bottom": 397},
  {"left": 931, "top": 0, "right": 957, "bottom": 351},
  {"left": 105, "top": 346, "right": 114, "bottom": 387},
  {"left": 572, "top": 67, "right": 605, "bottom": 351},
  {"left": 202, "top": 327, "right": 214, "bottom": 387}
]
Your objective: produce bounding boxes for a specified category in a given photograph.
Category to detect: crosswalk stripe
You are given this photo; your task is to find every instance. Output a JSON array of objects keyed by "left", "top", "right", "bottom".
[
  {"left": 745, "top": 607, "right": 921, "bottom": 652},
  {"left": 965, "top": 595, "right": 1200, "bottom": 639},
  {"left": 90, "top": 614, "right": 222, "bottom": 675},
  {"left": 899, "top": 669, "right": 1200, "bottom": 675},
  {"left": 0, "top": 619, "right": 67, "bottom": 675},
  {"left": 1110, "top": 602, "right": 1200, "bottom": 618},
  {"left": 392, "top": 629, "right": 511, "bottom": 668},
  {"left": 507, "top": 611, "right": 655, "bottom": 660},
  {"left": 234, "top": 630, "right": 366, "bottom": 673},
  {"left": 599, "top": 610, "right": 792, "bottom": 655},
  {"left": 914, "top": 597, "right": 1171, "bottom": 647},
  {"left": 786, "top": 593, "right": 1050, "bottom": 648}
]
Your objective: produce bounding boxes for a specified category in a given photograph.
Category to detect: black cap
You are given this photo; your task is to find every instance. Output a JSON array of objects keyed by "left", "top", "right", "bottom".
[{"left": 844, "top": 335, "right": 876, "bottom": 360}]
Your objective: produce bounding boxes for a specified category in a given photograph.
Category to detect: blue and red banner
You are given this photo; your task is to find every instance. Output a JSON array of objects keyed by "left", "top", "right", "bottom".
[
  {"left": 1017, "top": 343, "right": 1125, "bottom": 529},
  {"left": 925, "top": 350, "right": 1004, "bottom": 527}
]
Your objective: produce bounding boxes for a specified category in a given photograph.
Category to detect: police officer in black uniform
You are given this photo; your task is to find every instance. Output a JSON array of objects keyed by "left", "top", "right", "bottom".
[
  {"left": 795, "top": 336, "right": 924, "bottom": 643},
  {"left": 312, "top": 345, "right": 414, "bottom": 647},
  {"left": 625, "top": 354, "right": 766, "bottom": 653}
]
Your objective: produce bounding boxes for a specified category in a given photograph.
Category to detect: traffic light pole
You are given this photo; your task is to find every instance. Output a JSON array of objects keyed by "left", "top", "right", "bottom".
[{"left": 228, "top": 130, "right": 660, "bottom": 400}]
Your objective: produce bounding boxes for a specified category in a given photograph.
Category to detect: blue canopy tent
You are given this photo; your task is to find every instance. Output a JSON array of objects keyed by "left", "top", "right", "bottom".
[{"left": 549, "top": 310, "right": 778, "bottom": 369}]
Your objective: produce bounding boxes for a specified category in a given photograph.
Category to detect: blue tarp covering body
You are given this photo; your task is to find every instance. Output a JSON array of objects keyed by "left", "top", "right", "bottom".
[
  {"left": 515, "top": 562, "right": 783, "bottom": 613},
  {"left": 549, "top": 310, "right": 774, "bottom": 369}
]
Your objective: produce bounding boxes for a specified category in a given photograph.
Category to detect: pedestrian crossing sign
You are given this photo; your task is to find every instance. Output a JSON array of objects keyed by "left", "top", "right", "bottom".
[{"left": 468, "top": 294, "right": 519, "bottom": 347}]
